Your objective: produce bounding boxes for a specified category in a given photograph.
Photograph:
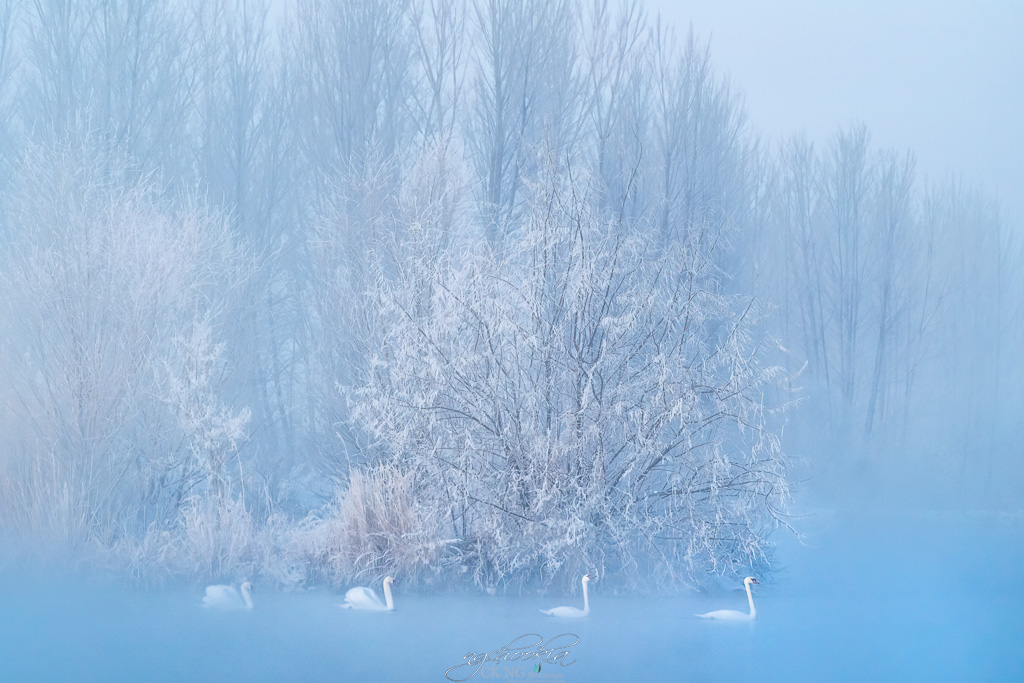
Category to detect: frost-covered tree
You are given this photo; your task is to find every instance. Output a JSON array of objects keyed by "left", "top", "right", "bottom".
[
  {"left": 307, "top": 140, "right": 469, "bottom": 475},
  {"left": 345, "top": 159, "right": 788, "bottom": 589},
  {"left": 0, "top": 142, "right": 252, "bottom": 557}
]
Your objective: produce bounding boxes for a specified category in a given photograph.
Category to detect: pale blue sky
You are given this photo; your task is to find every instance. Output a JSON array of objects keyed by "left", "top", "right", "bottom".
[{"left": 650, "top": 0, "right": 1023, "bottom": 220}]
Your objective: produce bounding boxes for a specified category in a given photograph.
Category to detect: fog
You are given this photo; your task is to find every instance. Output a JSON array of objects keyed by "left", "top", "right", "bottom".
[
  {"left": 656, "top": 0, "right": 1024, "bottom": 222},
  {"left": 0, "top": 0, "right": 1020, "bottom": 680},
  {"left": 2, "top": 511, "right": 1021, "bottom": 680}
]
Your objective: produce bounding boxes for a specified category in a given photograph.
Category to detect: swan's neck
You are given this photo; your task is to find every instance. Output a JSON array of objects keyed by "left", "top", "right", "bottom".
[
  {"left": 383, "top": 582, "right": 394, "bottom": 611},
  {"left": 581, "top": 581, "right": 590, "bottom": 616},
  {"left": 241, "top": 585, "right": 254, "bottom": 609},
  {"left": 745, "top": 582, "right": 756, "bottom": 618}
]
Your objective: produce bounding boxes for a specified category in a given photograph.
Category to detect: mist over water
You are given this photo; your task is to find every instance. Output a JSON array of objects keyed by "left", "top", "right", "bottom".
[
  {"left": 0, "top": 0, "right": 1021, "bottom": 680},
  {"left": 2, "top": 506, "right": 1020, "bottom": 681}
]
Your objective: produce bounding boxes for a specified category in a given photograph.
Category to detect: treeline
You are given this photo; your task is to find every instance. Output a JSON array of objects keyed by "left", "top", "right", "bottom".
[
  {"left": 747, "top": 126, "right": 1019, "bottom": 505},
  {"left": 0, "top": 0, "right": 1013, "bottom": 589}
]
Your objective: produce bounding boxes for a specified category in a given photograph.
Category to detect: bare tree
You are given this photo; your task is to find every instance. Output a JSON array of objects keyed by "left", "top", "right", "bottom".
[
  {"left": 579, "top": 0, "right": 648, "bottom": 215},
  {"left": 190, "top": 0, "right": 305, "bottom": 485},
  {"left": 467, "top": 0, "right": 581, "bottom": 242},
  {"left": 290, "top": 0, "right": 415, "bottom": 184},
  {"left": 647, "top": 23, "right": 748, "bottom": 246},
  {"left": 410, "top": 0, "right": 466, "bottom": 144},
  {"left": 22, "top": 0, "right": 194, "bottom": 179},
  {"left": 0, "top": 0, "right": 17, "bottom": 167},
  {"left": 863, "top": 149, "right": 915, "bottom": 432}
]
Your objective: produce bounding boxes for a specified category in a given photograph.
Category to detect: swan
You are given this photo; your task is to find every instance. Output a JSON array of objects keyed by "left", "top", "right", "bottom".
[
  {"left": 203, "top": 581, "right": 254, "bottom": 609},
  {"left": 540, "top": 574, "right": 593, "bottom": 618},
  {"left": 696, "top": 577, "right": 759, "bottom": 620},
  {"left": 341, "top": 576, "right": 396, "bottom": 611}
]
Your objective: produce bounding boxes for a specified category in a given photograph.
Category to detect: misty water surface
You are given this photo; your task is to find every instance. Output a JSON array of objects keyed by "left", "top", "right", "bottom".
[{"left": 1, "top": 509, "right": 1020, "bottom": 682}]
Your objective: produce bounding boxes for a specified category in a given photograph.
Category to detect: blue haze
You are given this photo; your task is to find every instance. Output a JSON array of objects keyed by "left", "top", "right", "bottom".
[
  {"left": 0, "top": 0, "right": 1021, "bottom": 680},
  {"left": 2, "top": 510, "right": 1021, "bottom": 681}
]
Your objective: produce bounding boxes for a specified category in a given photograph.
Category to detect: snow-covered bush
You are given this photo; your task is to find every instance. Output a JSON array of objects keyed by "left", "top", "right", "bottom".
[
  {"left": 176, "top": 496, "right": 258, "bottom": 580},
  {"left": 300, "top": 464, "right": 450, "bottom": 588},
  {"left": 163, "top": 319, "right": 253, "bottom": 500},
  {"left": 342, "top": 159, "right": 789, "bottom": 590}
]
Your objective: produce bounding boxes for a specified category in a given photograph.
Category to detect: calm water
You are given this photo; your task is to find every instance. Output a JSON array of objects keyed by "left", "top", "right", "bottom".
[{"left": 1, "top": 510, "right": 1021, "bottom": 682}]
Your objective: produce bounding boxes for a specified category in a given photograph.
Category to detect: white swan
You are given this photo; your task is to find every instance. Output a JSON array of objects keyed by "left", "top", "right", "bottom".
[
  {"left": 203, "top": 581, "right": 254, "bottom": 609},
  {"left": 696, "top": 577, "right": 759, "bottom": 620},
  {"left": 540, "top": 574, "right": 593, "bottom": 618},
  {"left": 341, "top": 576, "right": 396, "bottom": 611}
]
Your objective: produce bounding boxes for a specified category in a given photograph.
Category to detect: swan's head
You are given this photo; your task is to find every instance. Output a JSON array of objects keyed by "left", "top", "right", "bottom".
[
  {"left": 582, "top": 574, "right": 591, "bottom": 585},
  {"left": 241, "top": 581, "right": 253, "bottom": 591},
  {"left": 384, "top": 576, "right": 395, "bottom": 586},
  {"left": 743, "top": 577, "right": 760, "bottom": 586}
]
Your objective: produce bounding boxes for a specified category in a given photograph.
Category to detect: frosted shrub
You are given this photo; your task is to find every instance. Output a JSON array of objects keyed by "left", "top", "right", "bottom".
[
  {"left": 176, "top": 496, "right": 257, "bottom": 580},
  {"left": 164, "top": 319, "right": 253, "bottom": 498},
  {"left": 251, "top": 512, "right": 311, "bottom": 588},
  {"left": 98, "top": 503, "right": 310, "bottom": 588},
  {"left": 347, "top": 162, "right": 790, "bottom": 590},
  {"left": 303, "top": 464, "right": 448, "bottom": 587},
  {"left": 0, "top": 458, "right": 93, "bottom": 566}
]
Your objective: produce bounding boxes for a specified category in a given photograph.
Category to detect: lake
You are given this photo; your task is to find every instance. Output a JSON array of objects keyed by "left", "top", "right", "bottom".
[{"left": 1, "top": 509, "right": 1020, "bottom": 682}]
